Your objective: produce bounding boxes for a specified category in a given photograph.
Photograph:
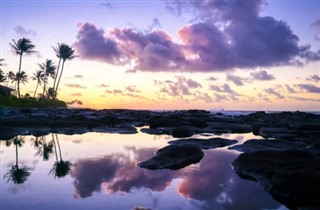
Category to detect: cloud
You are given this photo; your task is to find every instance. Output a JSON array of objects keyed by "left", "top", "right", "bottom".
[
  {"left": 285, "top": 85, "right": 297, "bottom": 94},
  {"left": 306, "top": 75, "right": 320, "bottom": 82},
  {"left": 97, "top": 83, "right": 109, "bottom": 88},
  {"left": 289, "top": 96, "right": 320, "bottom": 102},
  {"left": 71, "top": 93, "right": 82, "bottom": 96},
  {"left": 226, "top": 74, "right": 246, "bottom": 86},
  {"left": 125, "top": 85, "right": 141, "bottom": 93},
  {"left": 311, "top": 19, "right": 320, "bottom": 40},
  {"left": 210, "top": 83, "right": 238, "bottom": 95},
  {"left": 264, "top": 88, "right": 285, "bottom": 99},
  {"left": 74, "top": 74, "right": 83, "bottom": 79},
  {"left": 65, "top": 84, "right": 87, "bottom": 89},
  {"left": 296, "top": 84, "right": 320, "bottom": 93},
  {"left": 100, "top": 2, "right": 113, "bottom": 9},
  {"left": 14, "top": 25, "right": 37, "bottom": 36},
  {"left": 250, "top": 70, "right": 275, "bottom": 81},
  {"left": 73, "top": 23, "right": 122, "bottom": 64},
  {"left": 207, "top": 76, "right": 217, "bottom": 81},
  {"left": 154, "top": 75, "right": 202, "bottom": 97},
  {"left": 73, "top": 1, "right": 320, "bottom": 72},
  {"left": 106, "top": 89, "right": 123, "bottom": 94}
]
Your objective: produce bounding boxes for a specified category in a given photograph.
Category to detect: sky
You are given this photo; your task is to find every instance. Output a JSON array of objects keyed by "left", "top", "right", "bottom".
[{"left": 0, "top": 0, "right": 319, "bottom": 111}]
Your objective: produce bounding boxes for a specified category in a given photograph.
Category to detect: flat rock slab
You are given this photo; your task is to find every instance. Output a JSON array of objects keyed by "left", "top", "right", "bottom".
[
  {"left": 169, "top": 137, "right": 238, "bottom": 150},
  {"left": 229, "top": 139, "right": 307, "bottom": 153},
  {"left": 138, "top": 145, "right": 204, "bottom": 170},
  {"left": 91, "top": 126, "right": 137, "bottom": 134},
  {"left": 232, "top": 150, "right": 320, "bottom": 209}
]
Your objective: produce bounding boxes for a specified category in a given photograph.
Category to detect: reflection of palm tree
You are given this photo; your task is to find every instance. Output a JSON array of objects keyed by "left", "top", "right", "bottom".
[
  {"left": 33, "top": 136, "right": 54, "bottom": 161},
  {"left": 50, "top": 133, "right": 72, "bottom": 178},
  {"left": 9, "top": 38, "right": 37, "bottom": 98},
  {"left": 52, "top": 43, "right": 77, "bottom": 99},
  {"left": 4, "top": 136, "right": 31, "bottom": 184}
]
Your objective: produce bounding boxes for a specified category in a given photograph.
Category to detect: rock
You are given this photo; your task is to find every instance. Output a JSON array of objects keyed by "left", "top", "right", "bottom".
[
  {"left": 0, "top": 127, "right": 28, "bottom": 140},
  {"left": 232, "top": 150, "right": 320, "bottom": 210},
  {"left": 138, "top": 145, "right": 204, "bottom": 170},
  {"left": 140, "top": 128, "right": 169, "bottom": 135},
  {"left": 229, "top": 139, "right": 307, "bottom": 153},
  {"left": 169, "top": 137, "right": 238, "bottom": 150},
  {"left": 57, "top": 127, "right": 88, "bottom": 135},
  {"left": 29, "top": 127, "right": 51, "bottom": 137},
  {"left": 91, "top": 125, "right": 137, "bottom": 134},
  {"left": 171, "top": 126, "right": 194, "bottom": 138},
  {"left": 258, "top": 127, "right": 289, "bottom": 139},
  {"left": 206, "top": 122, "right": 252, "bottom": 134}
]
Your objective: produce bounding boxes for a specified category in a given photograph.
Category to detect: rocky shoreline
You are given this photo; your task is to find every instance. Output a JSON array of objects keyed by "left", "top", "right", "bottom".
[{"left": 1, "top": 108, "right": 320, "bottom": 209}]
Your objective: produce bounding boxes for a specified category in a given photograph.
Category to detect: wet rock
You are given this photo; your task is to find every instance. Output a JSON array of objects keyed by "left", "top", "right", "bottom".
[
  {"left": 140, "top": 128, "right": 169, "bottom": 135},
  {"left": 29, "top": 127, "right": 51, "bottom": 137},
  {"left": 57, "top": 127, "right": 88, "bottom": 135},
  {"left": 229, "top": 139, "right": 307, "bottom": 153},
  {"left": 169, "top": 137, "right": 238, "bottom": 150},
  {"left": 232, "top": 150, "right": 320, "bottom": 210},
  {"left": 91, "top": 125, "right": 137, "bottom": 134},
  {"left": 171, "top": 126, "right": 194, "bottom": 138},
  {"left": 138, "top": 145, "right": 204, "bottom": 170},
  {"left": 206, "top": 122, "right": 252, "bottom": 134},
  {"left": 0, "top": 127, "right": 28, "bottom": 140}
]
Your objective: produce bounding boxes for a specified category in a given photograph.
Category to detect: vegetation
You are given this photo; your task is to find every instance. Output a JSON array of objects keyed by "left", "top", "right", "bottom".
[
  {"left": 0, "top": 37, "right": 78, "bottom": 108},
  {"left": 9, "top": 38, "right": 37, "bottom": 98},
  {"left": 0, "top": 95, "right": 67, "bottom": 108}
]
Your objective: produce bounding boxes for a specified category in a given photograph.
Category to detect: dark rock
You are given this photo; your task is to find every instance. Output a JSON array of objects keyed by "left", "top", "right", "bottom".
[
  {"left": 171, "top": 126, "right": 194, "bottom": 138},
  {"left": 206, "top": 122, "right": 252, "bottom": 134},
  {"left": 29, "top": 127, "right": 51, "bottom": 137},
  {"left": 0, "top": 127, "right": 28, "bottom": 140},
  {"left": 229, "top": 139, "right": 307, "bottom": 153},
  {"left": 169, "top": 137, "right": 238, "bottom": 150},
  {"left": 91, "top": 125, "right": 137, "bottom": 134},
  {"left": 138, "top": 145, "right": 204, "bottom": 170},
  {"left": 58, "top": 127, "right": 88, "bottom": 135},
  {"left": 140, "top": 128, "right": 169, "bottom": 135},
  {"left": 232, "top": 150, "right": 320, "bottom": 210}
]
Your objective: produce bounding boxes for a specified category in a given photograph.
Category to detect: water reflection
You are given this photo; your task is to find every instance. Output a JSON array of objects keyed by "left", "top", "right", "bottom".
[
  {"left": 50, "top": 133, "right": 72, "bottom": 178},
  {"left": 70, "top": 146, "right": 281, "bottom": 209},
  {"left": 1, "top": 132, "right": 284, "bottom": 210},
  {"left": 4, "top": 136, "right": 32, "bottom": 184}
]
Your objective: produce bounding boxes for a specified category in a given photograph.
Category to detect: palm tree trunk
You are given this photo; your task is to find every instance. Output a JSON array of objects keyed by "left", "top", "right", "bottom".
[
  {"left": 17, "top": 54, "right": 23, "bottom": 98},
  {"left": 34, "top": 81, "right": 39, "bottom": 98},
  {"left": 52, "top": 133, "right": 59, "bottom": 162},
  {"left": 54, "top": 60, "right": 65, "bottom": 99},
  {"left": 52, "top": 58, "right": 61, "bottom": 92},
  {"left": 15, "top": 143, "right": 19, "bottom": 167},
  {"left": 42, "top": 75, "right": 47, "bottom": 97},
  {"left": 6, "top": 78, "right": 10, "bottom": 87},
  {"left": 55, "top": 133, "right": 62, "bottom": 161}
]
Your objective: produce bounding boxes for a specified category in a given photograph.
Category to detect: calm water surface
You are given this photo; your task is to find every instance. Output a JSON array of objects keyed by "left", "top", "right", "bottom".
[{"left": 0, "top": 129, "right": 288, "bottom": 210}]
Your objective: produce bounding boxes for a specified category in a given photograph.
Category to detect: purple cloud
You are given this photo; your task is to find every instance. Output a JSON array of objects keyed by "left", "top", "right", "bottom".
[
  {"left": 250, "top": 70, "right": 275, "bottom": 81},
  {"left": 73, "top": 23, "right": 122, "bottom": 64},
  {"left": 306, "top": 75, "right": 320, "bottom": 82},
  {"left": 207, "top": 76, "right": 217, "bottom": 81},
  {"left": 65, "top": 84, "right": 87, "bottom": 89},
  {"left": 71, "top": 93, "right": 82, "bottom": 96},
  {"left": 226, "top": 74, "right": 246, "bottom": 86},
  {"left": 264, "top": 88, "right": 285, "bottom": 99},
  {"left": 97, "top": 83, "right": 109, "bottom": 88},
  {"left": 297, "top": 84, "right": 320, "bottom": 93},
  {"left": 14, "top": 25, "right": 37, "bottom": 36},
  {"left": 125, "top": 85, "right": 141, "bottom": 93}
]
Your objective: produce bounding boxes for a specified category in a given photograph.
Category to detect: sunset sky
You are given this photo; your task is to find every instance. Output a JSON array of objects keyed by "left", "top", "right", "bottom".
[{"left": 1, "top": 0, "right": 319, "bottom": 111}]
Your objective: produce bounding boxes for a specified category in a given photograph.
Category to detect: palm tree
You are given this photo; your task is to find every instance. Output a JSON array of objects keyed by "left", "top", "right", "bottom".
[
  {"left": 50, "top": 133, "right": 71, "bottom": 178},
  {"left": 52, "top": 43, "right": 77, "bottom": 99},
  {"left": 32, "top": 70, "right": 45, "bottom": 97},
  {"left": 9, "top": 38, "right": 37, "bottom": 98},
  {"left": 38, "top": 59, "right": 56, "bottom": 97},
  {"left": 0, "top": 59, "right": 5, "bottom": 83},
  {"left": 6, "top": 71, "right": 15, "bottom": 87},
  {"left": 10, "top": 71, "right": 28, "bottom": 97},
  {"left": 4, "top": 136, "right": 31, "bottom": 184}
]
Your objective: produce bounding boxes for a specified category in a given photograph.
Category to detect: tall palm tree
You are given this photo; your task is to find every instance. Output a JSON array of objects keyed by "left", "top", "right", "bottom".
[
  {"left": 32, "top": 70, "right": 45, "bottom": 97},
  {"left": 52, "top": 43, "right": 77, "bottom": 99},
  {"left": 38, "top": 59, "right": 56, "bottom": 97},
  {"left": 4, "top": 136, "right": 31, "bottom": 184},
  {"left": 9, "top": 38, "right": 37, "bottom": 98}
]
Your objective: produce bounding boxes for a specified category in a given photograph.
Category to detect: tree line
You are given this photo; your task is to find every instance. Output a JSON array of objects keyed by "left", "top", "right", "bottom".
[{"left": 0, "top": 37, "right": 78, "bottom": 99}]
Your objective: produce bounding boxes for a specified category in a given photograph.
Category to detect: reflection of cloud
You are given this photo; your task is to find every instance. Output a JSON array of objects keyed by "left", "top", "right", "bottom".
[{"left": 70, "top": 147, "right": 281, "bottom": 210}]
